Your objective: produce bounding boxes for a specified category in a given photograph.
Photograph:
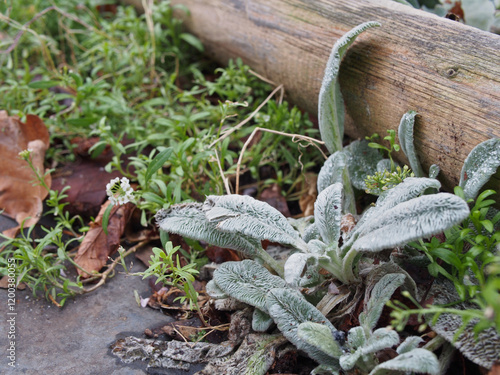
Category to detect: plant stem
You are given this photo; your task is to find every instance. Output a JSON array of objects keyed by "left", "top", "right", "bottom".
[{"left": 257, "top": 247, "right": 284, "bottom": 278}]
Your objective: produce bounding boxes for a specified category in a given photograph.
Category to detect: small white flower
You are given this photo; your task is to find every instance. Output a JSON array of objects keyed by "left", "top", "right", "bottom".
[{"left": 106, "top": 177, "right": 134, "bottom": 205}]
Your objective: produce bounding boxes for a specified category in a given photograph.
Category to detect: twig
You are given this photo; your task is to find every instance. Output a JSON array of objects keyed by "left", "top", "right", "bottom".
[
  {"left": 209, "top": 84, "right": 284, "bottom": 148},
  {"left": 213, "top": 149, "right": 232, "bottom": 195},
  {"left": 235, "top": 127, "right": 327, "bottom": 194},
  {"left": 82, "top": 240, "right": 149, "bottom": 293}
]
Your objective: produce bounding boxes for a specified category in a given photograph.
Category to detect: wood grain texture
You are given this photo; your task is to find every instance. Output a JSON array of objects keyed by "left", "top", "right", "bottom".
[{"left": 170, "top": 0, "right": 500, "bottom": 192}]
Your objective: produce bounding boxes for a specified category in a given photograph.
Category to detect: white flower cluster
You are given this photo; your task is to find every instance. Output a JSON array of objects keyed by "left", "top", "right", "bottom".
[{"left": 106, "top": 177, "right": 134, "bottom": 205}]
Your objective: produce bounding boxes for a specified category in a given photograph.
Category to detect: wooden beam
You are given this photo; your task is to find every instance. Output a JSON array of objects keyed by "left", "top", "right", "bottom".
[{"left": 170, "top": 0, "right": 500, "bottom": 193}]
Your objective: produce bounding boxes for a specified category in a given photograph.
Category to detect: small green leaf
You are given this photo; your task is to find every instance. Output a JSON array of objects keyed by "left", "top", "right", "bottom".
[
  {"left": 179, "top": 33, "right": 204, "bottom": 52},
  {"left": 28, "top": 80, "right": 60, "bottom": 89},
  {"left": 102, "top": 203, "right": 114, "bottom": 236},
  {"left": 66, "top": 117, "right": 98, "bottom": 126},
  {"left": 145, "top": 148, "right": 173, "bottom": 185}
]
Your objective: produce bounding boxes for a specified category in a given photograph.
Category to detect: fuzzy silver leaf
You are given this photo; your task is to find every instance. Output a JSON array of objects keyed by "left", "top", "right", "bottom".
[
  {"left": 252, "top": 309, "right": 274, "bottom": 332},
  {"left": 344, "top": 140, "right": 383, "bottom": 190},
  {"left": 398, "top": 110, "right": 425, "bottom": 177},
  {"left": 353, "top": 193, "right": 470, "bottom": 252},
  {"left": 155, "top": 203, "right": 258, "bottom": 257},
  {"left": 368, "top": 348, "right": 439, "bottom": 375},
  {"left": 266, "top": 288, "right": 339, "bottom": 367},
  {"left": 297, "top": 321, "right": 344, "bottom": 359},
  {"left": 459, "top": 138, "right": 500, "bottom": 200},
  {"left": 317, "top": 151, "right": 349, "bottom": 193},
  {"left": 203, "top": 195, "right": 306, "bottom": 250},
  {"left": 213, "top": 260, "right": 287, "bottom": 313},
  {"left": 314, "top": 183, "right": 343, "bottom": 246},
  {"left": 318, "top": 21, "right": 381, "bottom": 153},
  {"left": 359, "top": 273, "right": 406, "bottom": 331}
]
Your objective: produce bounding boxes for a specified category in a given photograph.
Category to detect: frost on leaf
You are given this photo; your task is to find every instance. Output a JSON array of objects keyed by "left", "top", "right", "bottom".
[
  {"left": 156, "top": 203, "right": 259, "bottom": 257},
  {"left": 212, "top": 260, "right": 287, "bottom": 313},
  {"left": 459, "top": 138, "right": 500, "bottom": 201}
]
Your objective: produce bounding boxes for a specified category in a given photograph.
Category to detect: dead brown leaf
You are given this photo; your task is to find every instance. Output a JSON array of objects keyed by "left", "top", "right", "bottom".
[
  {"left": 260, "top": 183, "right": 290, "bottom": 217},
  {"left": 489, "top": 362, "right": 500, "bottom": 375},
  {"left": 74, "top": 201, "right": 134, "bottom": 278},
  {"left": 299, "top": 173, "right": 317, "bottom": 217},
  {"left": 0, "top": 111, "right": 51, "bottom": 234},
  {"left": 51, "top": 159, "right": 122, "bottom": 218}
]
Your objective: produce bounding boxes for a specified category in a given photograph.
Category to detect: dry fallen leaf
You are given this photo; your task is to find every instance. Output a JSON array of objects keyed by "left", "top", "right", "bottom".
[
  {"left": 0, "top": 111, "right": 51, "bottom": 235},
  {"left": 74, "top": 201, "right": 134, "bottom": 278},
  {"left": 299, "top": 172, "right": 317, "bottom": 217},
  {"left": 260, "top": 183, "right": 290, "bottom": 217}
]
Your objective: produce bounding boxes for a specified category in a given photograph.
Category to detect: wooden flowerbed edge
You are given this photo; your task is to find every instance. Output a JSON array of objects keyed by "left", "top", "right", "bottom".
[{"left": 126, "top": 0, "right": 500, "bottom": 197}]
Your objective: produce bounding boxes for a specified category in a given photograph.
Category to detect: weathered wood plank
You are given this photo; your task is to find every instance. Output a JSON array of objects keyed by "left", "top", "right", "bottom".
[{"left": 169, "top": 0, "right": 500, "bottom": 193}]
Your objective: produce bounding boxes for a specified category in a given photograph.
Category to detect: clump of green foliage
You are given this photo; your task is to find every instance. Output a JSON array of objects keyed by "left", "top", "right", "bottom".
[{"left": 0, "top": 0, "right": 323, "bottom": 304}]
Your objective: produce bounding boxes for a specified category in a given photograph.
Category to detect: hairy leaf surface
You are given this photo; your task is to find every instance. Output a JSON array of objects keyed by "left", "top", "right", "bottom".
[
  {"left": 369, "top": 348, "right": 439, "bottom": 375},
  {"left": 353, "top": 193, "right": 469, "bottom": 252},
  {"left": 397, "top": 336, "right": 424, "bottom": 354},
  {"left": 203, "top": 195, "right": 305, "bottom": 250},
  {"left": 344, "top": 140, "right": 383, "bottom": 190},
  {"left": 361, "top": 328, "right": 399, "bottom": 354},
  {"left": 266, "top": 288, "right": 339, "bottom": 367},
  {"left": 317, "top": 152, "right": 349, "bottom": 193},
  {"left": 359, "top": 273, "right": 406, "bottom": 330},
  {"left": 315, "top": 183, "right": 343, "bottom": 245},
  {"left": 297, "top": 322, "right": 343, "bottom": 358},
  {"left": 156, "top": 203, "right": 258, "bottom": 257},
  {"left": 459, "top": 138, "right": 500, "bottom": 200},
  {"left": 398, "top": 110, "right": 424, "bottom": 177},
  {"left": 252, "top": 309, "right": 274, "bottom": 332},
  {"left": 352, "top": 177, "right": 442, "bottom": 235},
  {"left": 318, "top": 21, "right": 381, "bottom": 153},
  {"left": 213, "top": 260, "right": 287, "bottom": 312},
  {"left": 284, "top": 252, "right": 321, "bottom": 287}
]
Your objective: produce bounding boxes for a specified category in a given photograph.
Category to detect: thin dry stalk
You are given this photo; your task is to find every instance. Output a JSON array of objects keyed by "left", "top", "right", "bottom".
[
  {"left": 213, "top": 149, "right": 232, "bottom": 195},
  {"left": 235, "top": 127, "right": 326, "bottom": 194},
  {"left": 142, "top": 0, "right": 157, "bottom": 81},
  {"left": 209, "top": 84, "right": 284, "bottom": 148},
  {"left": 82, "top": 240, "right": 149, "bottom": 293}
]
